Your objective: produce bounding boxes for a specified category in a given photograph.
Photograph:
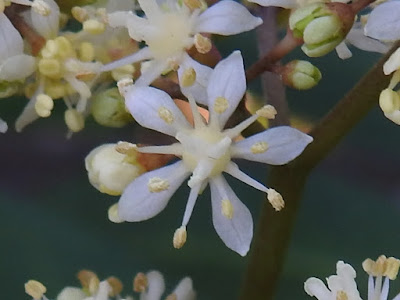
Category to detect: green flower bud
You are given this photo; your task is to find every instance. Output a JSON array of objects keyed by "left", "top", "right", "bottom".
[
  {"left": 0, "top": 81, "right": 22, "bottom": 98},
  {"left": 91, "top": 88, "right": 133, "bottom": 128},
  {"left": 282, "top": 60, "right": 322, "bottom": 90},
  {"left": 289, "top": 2, "right": 355, "bottom": 57}
]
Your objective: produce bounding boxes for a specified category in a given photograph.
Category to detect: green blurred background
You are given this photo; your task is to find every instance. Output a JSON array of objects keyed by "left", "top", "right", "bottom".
[{"left": 1, "top": 30, "right": 400, "bottom": 300}]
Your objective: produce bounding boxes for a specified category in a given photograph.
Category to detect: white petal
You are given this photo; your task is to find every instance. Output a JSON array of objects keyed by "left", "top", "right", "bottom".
[
  {"left": 94, "top": 281, "right": 111, "bottom": 300},
  {"left": 195, "top": 0, "right": 262, "bottom": 35},
  {"left": 384, "top": 47, "right": 400, "bottom": 75},
  {"left": 247, "top": 0, "right": 299, "bottom": 8},
  {"left": 365, "top": 2, "right": 400, "bottom": 41},
  {"left": 118, "top": 161, "right": 190, "bottom": 222},
  {"left": 135, "top": 59, "right": 169, "bottom": 86},
  {"left": 15, "top": 88, "right": 41, "bottom": 132},
  {"left": 31, "top": 0, "right": 60, "bottom": 39},
  {"left": 0, "top": 54, "right": 36, "bottom": 81},
  {"left": 231, "top": 126, "right": 313, "bottom": 165},
  {"left": 101, "top": 47, "right": 153, "bottom": 72},
  {"left": 207, "top": 51, "right": 246, "bottom": 128},
  {"left": 56, "top": 287, "right": 86, "bottom": 300},
  {"left": 138, "top": 0, "right": 162, "bottom": 20},
  {"left": 0, "top": 14, "right": 24, "bottom": 62},
  {"left": 335, "top": 42, "right": 353, "bottom": 60},
  {"left": 125, "top": 86, "right": 192, "bottom": 137},
  {"left": 209, "top": 176, "right": 253, "bottom": 256},
  {"left": 0, "top": 117, "right": 7, "bottom": 133},
  {"left": 172, "top": 277, "right": 196, "bottom": 300},
  {"left": 141, "top": 271, "right": 165, "bottom": 300},
  {"left": 178, "top": 53, "right": 212, "bottom": 105},
  {"left": 125, "top": 13, "right": 151, "bottom": 41},
  {"left": 346, "top": 27, "right": 389, "bottom": 54},
  {"left": 304, "top": 278, "right": 332, "bottom": 300}
]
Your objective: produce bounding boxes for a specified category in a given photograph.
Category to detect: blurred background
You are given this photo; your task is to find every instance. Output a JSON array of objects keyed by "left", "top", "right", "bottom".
[{"left": 1, "top": 28, "right": 400, "bottom": 300}]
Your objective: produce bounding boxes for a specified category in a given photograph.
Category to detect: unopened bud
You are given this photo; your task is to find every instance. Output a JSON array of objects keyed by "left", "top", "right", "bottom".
[
  {"left": 282, "top": 60, "right": 322, "bottom": 90},
  {"left": 173, "top": 226, "right": 187, "bottom": 249},
  {"left": 35, "top": 94, "right": 54, "bottom": 117},
  {"left": 91, "top": 88, "right": 133, "bottom": 128},
  {"left": 25, "top": 280, "right": 47, "bottom": 300},
  {"left": 267, "top": 189, "right": 285, "bottom": 211},
  {"left": 379, "top": 89, "right": 400, "bottom": 114},
  {"left": 108, "top": 203, "right": 125, "bottom": 223},
  {"left": 65, "top": 109, "right": 85, "bottom": 132}
]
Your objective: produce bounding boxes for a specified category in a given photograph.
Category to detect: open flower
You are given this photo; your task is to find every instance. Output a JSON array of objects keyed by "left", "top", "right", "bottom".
[
  {"left": 116, "top": 51, "right": 313, "bottom": 256},
  {"left": 102, "top": 0, "right": 262, "bottom": 101}
]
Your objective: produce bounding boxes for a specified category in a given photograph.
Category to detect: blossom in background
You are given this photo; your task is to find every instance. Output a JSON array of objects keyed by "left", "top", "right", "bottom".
[
  {"left": 305, "top": 255, "right": 400, "bottom": 300},
  {"left": 25, "top": 269, "right": 195, "bottom": 300},
  {"left": 102, "top": 0, "right": 262, "bottom": 102},
  {"left": 114, "top": 51, "right": 313, "bottom": 256},
  {"left": 365, "top": 1, "right": 400, "bottom": 42}
]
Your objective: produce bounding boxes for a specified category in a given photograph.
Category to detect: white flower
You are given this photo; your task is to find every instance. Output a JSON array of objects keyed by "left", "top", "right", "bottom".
[
  {"left": 102, "top": 0, "right": 262, "bottom": 102},
  {"left": 305, "top": 256, "right": 400, "bottom": 300},
  {"left": 117, "top": 51, "right": 313, "bottom": 256},
  {"left": 365, "top": 1, "right": 400, "bottom": 42}
]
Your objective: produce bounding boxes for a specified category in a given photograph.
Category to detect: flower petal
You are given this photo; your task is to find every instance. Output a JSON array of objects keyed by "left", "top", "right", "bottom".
[
  {"left": 209, "top": 175, "right": 253, "bottom": 256},
  {"left": 335, "top": 41, "right": 353, "bottom": 60},
  {"left": 304, "top": 278, "right": 331, "bottom": 300},
  {"left": 15, "top": 88, "right": 41, "bottom": 132},
  {"left": 172, "top": 277, "right": 196, "bottom": 300},
  {"left": 247, "top": 0, "right": 299, "bottom": 8},
  {"left": 125, "top": 86, "right": 192, "bottom": 137},
  {"left": 346, "top": 27, "right": 389, "bottom": 54},
  {"left": 207, "top": 51, "right": 246, "bottom": 128},
  {"left": 178, "top": 53, "right": 212, "bottom": 105},
  {"left": 101, "top": 47, "right": 153, "bottom": 72},
  {"left": 136, "top": 59, "right": 169, "bottom": 86},
  {"left": 31, "top": 0, "right": 60, "bottom": 39},
  {"left": 118, "top": 161, "right": 190, "bottom": 222},
  {"left": 0, "top": 117, "right": 7, "bottom": 133},
  {"left": 231, "top": 126, "right": 313, "bottom": 165},
  {"left": 365, "top": 2, "right": 400, "bottom": 41},
  {"left": 0, "top": 14, "right": 24, "bottom": 62},
  {"left": 142, "top": 271, "right": 165, "bottom": 300},
  {"left": 0, "top": 54, "right": 36, "bottom": 81},
  {"left": 195, "top": 0, "right": 262, "bottom": 35}
]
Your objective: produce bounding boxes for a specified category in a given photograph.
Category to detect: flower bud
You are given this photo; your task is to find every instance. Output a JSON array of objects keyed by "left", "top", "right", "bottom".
[
  {"left": 282, "top": 60, "right": 322, "bottom": 90},
  {"left": 91, "top": 88, "right": 133, "bottom": 128},
  {"left": 289, "top": 2, "right": 355, "bottom": 57},
  {"left": 379, "top": 89, "right": 400, "bottom": 114},
  {"left": 85, "top": 143, "right": 145, "bottom": 196}
]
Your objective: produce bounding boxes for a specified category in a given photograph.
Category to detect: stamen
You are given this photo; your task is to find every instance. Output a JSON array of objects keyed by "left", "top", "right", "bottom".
[
  {"left": 158, "top": 106, "right": 175, "bottom": 124},
  {"left": 71, "top": 6, "right": 89, "bottom": 22},
  {"left": 221, "top": 199, "right": 234, "bottom": 219},
  {"left": 224, "top": 162, "right": 268, "bottom": 193},
  {"left": 116, "top": 142, "right": 138, "bottom": 156},
  {"left": 256, "top": 105, "right": 277, "bottom": 119},
  {"left": 214, "top": 96, "right": 229, "bottom": 114},
  {"left": 83, "top": 19, "right": 106, "bottom": 35},
  {"left": 194, "top": 33, "right": 212, "bottom": 54},
  {"left": 181, "top": 68, "right": 197, "bottom": 87},
  {"left": 65, "top": 109, "right": 85, "bottom": 132},
  {"left": 384, "top": 257, "right": 400, "bottom": 280},
  {"left": 148, "top": 177, "right": 170, "bottom": 192},
  {"left": 267, "top": 189, "right": 285, "bottom": 211},
  {"left": 117, "top": 78, "right": 134, "bottom": 97},
  {"left": 182, "top": 183, "right": 201, "bottom": 226},
  {"left": 187, "top": 95, "right": 205, "bottom": 129},
  {"left": 77, "top": 270, "right": 98, "bottom": 290},
  {"left": 173, "top": 226, "right": 187, "bottom": 249},
  {"left": 35, "top": 94, "right": 54, "bottom": 118},
  {"left": 137, "top": 144, "right": 183, "bottom": 156},
  {"left": 133, "top": 272, "right": 148, "bottom": 293},
  {"left": 250, "top": 141, "right": 269, "bottom": 154},
  {"left": 25, "top": 280, "right": 47, "bottom": 300}
]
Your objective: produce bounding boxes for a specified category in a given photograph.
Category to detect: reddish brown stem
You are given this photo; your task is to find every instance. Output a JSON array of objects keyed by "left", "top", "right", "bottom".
[
  {"left": 350, "top": 0, "right": 375, "bottom": 12},
  {"left": 246, "top": 29, "right": 303, "bottom": 83}
]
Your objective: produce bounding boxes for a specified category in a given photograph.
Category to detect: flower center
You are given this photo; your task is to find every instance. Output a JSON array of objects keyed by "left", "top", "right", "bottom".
[{"left": 145, "top": 12, "right": 193, "bottom": 60}]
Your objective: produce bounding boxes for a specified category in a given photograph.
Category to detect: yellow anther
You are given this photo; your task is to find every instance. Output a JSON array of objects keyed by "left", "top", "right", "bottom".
[
  {"left": 107, "top": 276, "right": 123, "bottom": 297},
  {"left": 79, "top": 42, "right": 95, "bottom": 62},
  {"left": 214, "top": 96, "right": 229, "bottom": 114},
  {"left": 133, "top": 272, "right": 148, "bottom": 293},
  {"left": 181, "top": 67, "right": 197, "bottom": 87},
  {"left": 25, "top": 280, "right": 47, "bottom": 300},
  {"left": 65, "top": 109, "right": 85, "bottom": 132},
  {"left": 267, "top": 189, "right": 285, "bottom": 211},
  {"left": 362, "top": 258, "right": 375, "bottom": 275},
  {"left": 336, "top": 291, "right": 348, "bottom": 300},
  {"left": 35, "top": 94, "right": 54, "bottom": 118},
  {"left": 88, "top": 276, "right": 100, "bottom": 295},
  {"left": 111, "top": 64, "right": 135, "bottom": 82},
  {"left": 221, "top": 199, "right": 234, "bottom": 219},
  {"left": 115, "top": 142, "right": 138, "bottom": 156},
  {"left": 41, "top": 40, "right": 58, "bottom": 58},
  {"left": 251, "top": 141, "right": 269, "bottom": 154},
  {"left": 256, "top": 105, "right": 277, "bottom": 119},
  {"left": 45, "top": 81, "right": 67, "bottom": 99},
  {"left": 71, "top": 6, "right": 89, "bottom": 23},
  {"left": 148, "top": 177, "right": 170, "bottom": 192},
  {"left": 158, "top": 106, "right": 175, "bottom": 124},
  {"left": 173, "top": 226, "right": 187, "bottom": 249},
  {"left": 375, "top": 255, "right": 387, "bottom": 275},
  {"left": 379, "top": 89, "right": 400, "bottom": 114},
  {"left": 83, "top": 19, "right": 106, "bottom": 35},
  {"left": 183, "top": 0, "right": 203, "bottom": 10},
  {"left": 165, "top": 293, "right": 178, "bottom": 300},
  {"left": 31, "top": 0, "right": 51, "bottom": 16},
  {"left": 108, "top": 203, "right": 124, "bottom": 223},
  {"left": 384, "top": 257, "right": 400, "bottom": 280},
  {"left": 77, "top": 270, "right": 98, "bottom": 289},
  {"left": 117, "top": 78, "right": 133, "bottom": 96},
  {"left": 194, "top": 34, "right": 212, "bottom": 54},
  {"left": 38, "top": 58, "right": 62, "bottom": 78},
  {"left": 55, "top": 36, "right": 74, "bottom": 59}
]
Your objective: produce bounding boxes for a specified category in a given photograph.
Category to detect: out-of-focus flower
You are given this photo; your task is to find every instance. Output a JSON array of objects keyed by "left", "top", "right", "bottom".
[
  {"left": 305, "top": 255, "right": 400, "bottom": 300},
  {"left": 365, "top": 1, "right": 400, "bottom": 42},
  {"left": 102, "top": 0, "right": 262, "bottom": 102},
  {"left": 114, "top": 51, "right": 313, "bottom": 256}
]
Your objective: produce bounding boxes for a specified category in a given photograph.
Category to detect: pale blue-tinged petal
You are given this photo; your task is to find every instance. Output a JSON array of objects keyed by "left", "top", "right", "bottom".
[
  {"left": 125, "top": 86, "right": 192, "bottom": 136},
  {"left": 207, "top": 51, "right": 246, "bottom": 128},
  {"left": 0, "top": 54, "right": 36, "bottom": 81},
  {"left": 346, "top": 27, "right": 390, "bottom": 54},
  {"left": 31, "top": 0, "right": 60, "bottom": 39},
  {"left": 172, "top": 278, "right": 196, "bottom": 300},
  {"left": 365, "top": 2, "right": 400, "bottom": 41},
  {"left": 209, "top": 175, "right": 253, "bottom": 256},
  {"left": 384, "top": 47, "right": 400, "bottom": 75},
  {"left": 0, "top": 14, "right": 24, "bottom": 62},
  {"left": 118, "top": 161, "right": 190, "bottom": 222},
  {"left": 0, "top": 117, "right": 7, "bottom": 133},
  {"left": 178, "top": 53, "right": 212, "bottom": 105},
  {"left": 247, "top": 0, "right": 299, "bottom": 8},
  {"left": 231, "top": 126, "right": 313, "bottom": 165},
  {"left": 304, "top": 278, "right": 331, "bottom": 300},
  {"left": 195, "top": 0, "right": 262, "bottom": 35},
  {"left": 140, "top": 271, "right": 165, "bottom": 300},
  {"left": 335, "top": 41, "right": 353, "bottom": 59}
]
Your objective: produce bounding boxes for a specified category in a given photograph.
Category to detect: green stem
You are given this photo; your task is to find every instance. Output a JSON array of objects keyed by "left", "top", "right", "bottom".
[{"left": 239, "top": 41, "right": 400, "bottom": 300}]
